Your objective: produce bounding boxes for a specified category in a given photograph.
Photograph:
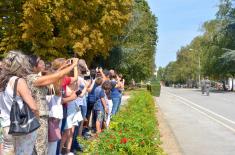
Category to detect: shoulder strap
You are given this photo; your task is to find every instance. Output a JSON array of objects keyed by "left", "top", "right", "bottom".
[{"left": 13, "top": 78, "right": 20, "bottom": 99}]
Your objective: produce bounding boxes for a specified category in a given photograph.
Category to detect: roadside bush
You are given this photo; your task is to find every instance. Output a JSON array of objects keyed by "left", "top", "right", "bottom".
[
  {"left": 148, "top": 80, "right": 161, "bottom": 97},
  {"left": 79, "top": 90, "right": 165, "bottom": 154}
]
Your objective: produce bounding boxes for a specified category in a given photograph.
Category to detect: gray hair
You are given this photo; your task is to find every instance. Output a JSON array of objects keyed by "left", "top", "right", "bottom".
[{"left": 0, "top": 50, "right": 33, "bottom": 91}]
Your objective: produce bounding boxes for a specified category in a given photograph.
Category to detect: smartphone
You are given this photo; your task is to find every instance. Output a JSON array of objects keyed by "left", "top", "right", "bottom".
[
  {"left": 76, "top": 90, "right": 82, "bottom": 97},
  {"left": 67, "top": 59, "right": 73, "bottom": 65},
  {"left": 84, "top": 75, "right": 91, "bottom": 80}
]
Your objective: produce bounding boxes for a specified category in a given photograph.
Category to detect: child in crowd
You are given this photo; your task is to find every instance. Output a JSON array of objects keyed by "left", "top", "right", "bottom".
[
  {"left": 93, "top": 78, "right": 108, "bottom": 133},
  {"left": 102, "top": 81, "right": 112, "bottom": 128}
]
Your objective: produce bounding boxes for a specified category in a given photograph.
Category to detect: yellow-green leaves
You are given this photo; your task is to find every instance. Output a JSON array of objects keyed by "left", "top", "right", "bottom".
[{"left": 0, "top": 0, "right": 133, "bottom": 60}]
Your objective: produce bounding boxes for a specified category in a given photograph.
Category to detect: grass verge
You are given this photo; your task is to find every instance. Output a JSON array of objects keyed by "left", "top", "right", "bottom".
[{"left": 78, "top": 90, "right": 165, "bottom": 154}]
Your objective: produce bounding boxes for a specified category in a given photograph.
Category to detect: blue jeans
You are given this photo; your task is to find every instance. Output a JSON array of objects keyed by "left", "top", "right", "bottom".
[
  {"left": 111, "top": 97, "right": 120, "bottom": 115},
  {"left": 81, "top": 105, "right": 87, "bottom": 119},
  {"left": 116, "top": 94, "right": 122, "bottom": 112},
  {"left": 56, "top": 106, "right": 67, "bottom": 154},
  {"left": 71, "top": 124, "right": 80, "bottom": 152}
]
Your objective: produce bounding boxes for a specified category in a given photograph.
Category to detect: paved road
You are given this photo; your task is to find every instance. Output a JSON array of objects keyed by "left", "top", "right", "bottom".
[{"left": 156, "top": 87, "right": 235, "bottom": 155}]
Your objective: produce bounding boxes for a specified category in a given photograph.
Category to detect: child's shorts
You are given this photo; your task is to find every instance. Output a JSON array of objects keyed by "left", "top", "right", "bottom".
[{"left": 94, "top": 110, "right": 105, "bottom": 122}]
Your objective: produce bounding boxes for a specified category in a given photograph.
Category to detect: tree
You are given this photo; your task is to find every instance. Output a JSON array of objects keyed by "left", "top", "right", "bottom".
[
  {"left": 0, "top": 0, "right": 133, "bottom": 61},
  {"left": 104, "top": 0, "right": 158, "bottom": 82}
]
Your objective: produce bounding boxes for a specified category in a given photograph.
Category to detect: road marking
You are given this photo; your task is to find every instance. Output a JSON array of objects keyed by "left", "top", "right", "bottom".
[
  {"left": 176, "top": 98, "right": 235, "bottom": 133},
  {"left": 162, "top": 91, "right": 235, "bottom": 133},
  {"left": 165, "top": 91, "right": 235, "bottom": 125}
]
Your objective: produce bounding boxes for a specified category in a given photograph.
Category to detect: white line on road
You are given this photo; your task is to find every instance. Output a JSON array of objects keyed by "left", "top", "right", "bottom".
[
  {"left": 163, "top": 91, "right": 235, "bottom": 134},
  {"left": 165, "top": 91, "right": 235, "bottom": 125}
]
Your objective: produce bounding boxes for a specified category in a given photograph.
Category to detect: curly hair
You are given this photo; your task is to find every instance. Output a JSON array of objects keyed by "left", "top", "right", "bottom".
[
  {"left": 0, "top": 50, "right": 33, "bottom": 91},
  {"left": 102, "top": 80, "right": 112, "bottom": 91}
]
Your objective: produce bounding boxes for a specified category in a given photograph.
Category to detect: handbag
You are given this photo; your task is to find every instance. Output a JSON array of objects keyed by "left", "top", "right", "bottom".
[
  {"left": 8, "top": 78, "right": 40, "bottom": 136},
  {"left": 48, "top": 117, "right": 61, "bottom": 142},
  {"left": 46, "top": 85, "right": 63, "bottom": 119},
  {"left": 47, "top": 85, "right": 62, "bottom": 142}
]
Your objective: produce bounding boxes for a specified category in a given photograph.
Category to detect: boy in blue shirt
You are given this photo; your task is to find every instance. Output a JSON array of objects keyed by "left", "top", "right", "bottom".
[{"left": 94, "top": 78, "right": 108, "bottom": 133}]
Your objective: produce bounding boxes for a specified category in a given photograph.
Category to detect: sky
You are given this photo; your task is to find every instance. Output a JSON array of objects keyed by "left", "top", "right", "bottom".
[{"left": 147, "top": 0, "right": 219, "bottom": 68}]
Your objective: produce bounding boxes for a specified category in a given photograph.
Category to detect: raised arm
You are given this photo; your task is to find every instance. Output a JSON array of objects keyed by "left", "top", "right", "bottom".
[
  {"left": 99, "top": 68, "right": 107, "bottom": 80},
  {"left": 70, "top": 65, "right": 78, "bottom": 83},
  {"left": 33, "top": 58, "right": 78, "bottom": 87}
]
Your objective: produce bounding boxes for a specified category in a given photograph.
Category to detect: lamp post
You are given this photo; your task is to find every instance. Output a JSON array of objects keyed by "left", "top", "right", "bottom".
[{"left": 189, "top": 48, "right": 201, "bottom": 87}]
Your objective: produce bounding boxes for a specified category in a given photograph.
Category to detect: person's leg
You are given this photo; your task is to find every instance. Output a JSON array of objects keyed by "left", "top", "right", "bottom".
[
  {"left": 60, "top": 129, "right": 69, "bottom": 153},
  {"left": 81, "top": 105, "right": 87, "bottom": 120},
  {"left": 96, "top": 111, "right": 104, "bottom": 133},
  {"left": 106, "top": 100, "right": 113, "bottom": 127},
  {"left": 66, "top": 127, "right": 75, "bottom": 153},
  {"left": 96, "top": 121, "right": 102, "bottom": 133},
  {"left": 48, "top": 141, "right": 58, "bottom": 155},
  {"left": 2, "top": 127, "right": 14, "bottom": 155},
  {"left": 14, "top": 131, "right": 37, "bottom": 155},
  {"left": 111, "top": 97, "right": 120, "bottom": 115},
  {"left": 71, "top": 123, "right": 83, "bottom": 153},
  {"left": 91, "top": 109, "right": 96, "bottom": 131},
  {"left": 206, "top": 87, "right": 210, "bottom": 96},
  {"left": 116, "top": 94, "right": 122, "bottom": 112},
  {"left": 86, "top": 103, "right": 94, "bottom": 128},
  {"left": 35, "top": 117, "right": 48, "bottom": 155},
  {"left": 57, "top": 106, "right": 67, "bottom": 154}
]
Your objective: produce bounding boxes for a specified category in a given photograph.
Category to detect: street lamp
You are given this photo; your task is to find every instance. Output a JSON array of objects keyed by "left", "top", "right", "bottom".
[{"left": 189, "top": 48, "right": 201, "bottom": 87}]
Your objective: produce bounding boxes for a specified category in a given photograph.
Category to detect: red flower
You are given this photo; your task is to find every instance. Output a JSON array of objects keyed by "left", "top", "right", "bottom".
[{"left": 120, "top": 137, "right": 128, "bottom": 144}]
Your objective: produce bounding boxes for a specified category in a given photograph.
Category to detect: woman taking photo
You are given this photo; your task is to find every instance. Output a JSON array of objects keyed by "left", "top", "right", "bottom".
[{"left": 27, "top": 56, "right": 78, "bottom": 155}]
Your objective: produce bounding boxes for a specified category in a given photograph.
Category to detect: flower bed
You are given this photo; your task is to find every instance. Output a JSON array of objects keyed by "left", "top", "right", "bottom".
[{"left": 79, "top": 90, "right": 165, "bottom": 154}]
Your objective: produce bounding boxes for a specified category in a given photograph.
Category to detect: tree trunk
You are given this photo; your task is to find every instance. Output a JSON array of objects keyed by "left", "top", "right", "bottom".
[
  {"left": 232, "top": 76, "right": 234, "bottom": 91},
  {"left": 222, "top": 80, "right": 227, "bottom": 91}
]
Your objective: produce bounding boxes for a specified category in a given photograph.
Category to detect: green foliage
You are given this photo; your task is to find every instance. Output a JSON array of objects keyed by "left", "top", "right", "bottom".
[
  {"left": 103, "top": 0, "right": 158, "bottom": 83},
  {"left": 0, "top": 0, "right": 158, "bottom": 83},
  {"left": 79, "top": 90, "right": 165, "bottom": 154},
  {"left": 0, "top": 0, "right": 133, "bottom": 60},
  {"left": 148, "top": 80, "right": 161, "bottom": 97}
]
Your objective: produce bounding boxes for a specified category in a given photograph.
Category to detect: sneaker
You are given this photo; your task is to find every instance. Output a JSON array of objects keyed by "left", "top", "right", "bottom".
[{"left": 71, "top": 143, "right": 83, "bottom": 153}]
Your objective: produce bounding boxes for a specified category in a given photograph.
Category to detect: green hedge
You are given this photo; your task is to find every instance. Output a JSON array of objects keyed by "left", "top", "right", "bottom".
[
  {"left": 147, "top": 81, "right": 161, "bottom": 97},
  {"left": 79, "top": 90, "right": 165, "bottom": 154}
]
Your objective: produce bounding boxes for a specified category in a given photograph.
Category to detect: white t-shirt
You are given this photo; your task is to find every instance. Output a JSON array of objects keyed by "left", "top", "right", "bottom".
[{"left": 0, "top": 76, "right": 24, "bottom": 127}]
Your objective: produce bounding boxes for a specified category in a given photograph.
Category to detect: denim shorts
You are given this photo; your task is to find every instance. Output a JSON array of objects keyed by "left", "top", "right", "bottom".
[{"left": 94, "top": 110, "right": 104, "bottom": 122}]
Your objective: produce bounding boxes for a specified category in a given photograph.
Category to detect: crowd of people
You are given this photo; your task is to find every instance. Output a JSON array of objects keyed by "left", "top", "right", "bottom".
[{"left": 0, "top": 50, "right": 125, "bottom": 155}]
